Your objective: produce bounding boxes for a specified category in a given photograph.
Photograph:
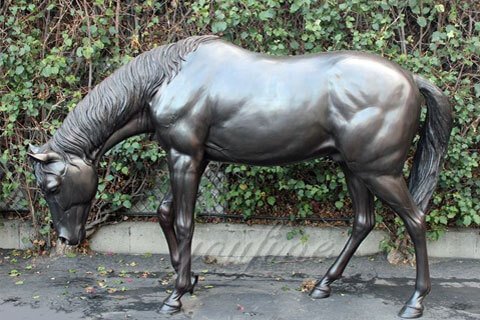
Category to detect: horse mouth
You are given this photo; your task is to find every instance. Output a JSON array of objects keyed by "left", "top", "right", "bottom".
[
  {"left": 58, "top": 235, "right": 76, "bottom": 246},
  {"left": 57, "top": 224, "right": 86, "bottom": 246}
]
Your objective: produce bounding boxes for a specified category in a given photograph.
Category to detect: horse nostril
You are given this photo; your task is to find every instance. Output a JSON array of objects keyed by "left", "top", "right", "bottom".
[{"left": 58, "top": 236, "right": 68, "bottom": 244}]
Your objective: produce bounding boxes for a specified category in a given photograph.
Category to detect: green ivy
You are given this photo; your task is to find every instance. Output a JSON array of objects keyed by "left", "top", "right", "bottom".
[
  {"left": 1, "top": 0, "right": 478, "bottom": 245},
  {"left": 189, "top": 0, "right": 480, "bottom": 234}
]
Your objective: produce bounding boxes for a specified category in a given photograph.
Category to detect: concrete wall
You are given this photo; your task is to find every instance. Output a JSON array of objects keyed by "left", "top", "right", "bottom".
[
  {"left": 2, "top": 220, "right": 480, "bottom": 262},
  {"left": 426, "top": 228, "right": 480, "bottom": 259},
  {"left": 0, "top": 220, "right": 36, "bottom": 250},
  {"left": 88, "top": 222, "right": 385, "bottom": 263}
]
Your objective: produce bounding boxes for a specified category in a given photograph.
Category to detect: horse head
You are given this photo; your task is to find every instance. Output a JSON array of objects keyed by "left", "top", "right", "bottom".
[{"left": 28, "top": 144, "right": 98, "bottom": 245}]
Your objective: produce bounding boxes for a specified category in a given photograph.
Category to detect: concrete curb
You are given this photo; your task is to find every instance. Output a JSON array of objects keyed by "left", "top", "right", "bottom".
[
  {"left": 0, "top": 220, "right": 36, "bottom": 250},
  {"left": 89, "top": 222, "right": 385, "bottom": 263},
  {"left": 1, "top": 220, "right": 479, "bottom": 262}
]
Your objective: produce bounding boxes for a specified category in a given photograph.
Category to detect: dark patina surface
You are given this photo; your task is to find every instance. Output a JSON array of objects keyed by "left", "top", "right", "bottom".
[{"left": 29, "top": 36, "right": 452, "bottom": 318}]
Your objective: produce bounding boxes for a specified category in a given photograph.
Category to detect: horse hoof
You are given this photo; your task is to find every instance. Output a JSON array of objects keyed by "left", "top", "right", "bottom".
[
  {"left": 310, "top": 285, "right": 331, "bottom": 299},
  {"left": 398, "top": 305, "right": 423, "bottom": 319},
  {"left": 160, "top": 302, "right": 181, "bottom": 314},
  {"left": 190, "top": 274, "right": 199, "bottom": 295}
]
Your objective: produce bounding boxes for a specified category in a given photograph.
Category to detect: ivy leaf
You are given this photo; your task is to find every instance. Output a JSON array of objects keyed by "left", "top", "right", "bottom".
[
  {"left": 290, "top": 2, "right": 301, "bottom": 13},
  {"left": 15, "top": 65, "right": 24, "bottom": 75},
  {"left": 259, "top": 9, "right": 275, "bottom": 21},
  {"left": 417, "top": 16, "right": 427, "bottom": 28},
  {"left": 123, "top": 200, "right": 132, "bottom": 209},
  {"left": 267, "top": 196, "right": 276, "bottom": 206},
  {"left": 473, "top": 215, "right": 480, "bottom": 225},
  {"left": 473, "top": 83, "right": 480, "bottom": 98},
  {"left": 41, "top": 66, "right": 51, "bottom": 77},
  {"left": 211, "top": 21, "right": 227, "bottom": 33},
  {"left": 290, "top": 40, "right": 299, "bottom": 50},
  {"left": 434, "top": 4, "right": 445, "bottom": 13},
  {"left": 335, "top": 201, "right": 344, "bottom": 209},
  {"left": 76, "top": 47, "right": 83, "bottom": 58},
  {"left": 82, "top": 46, "right": 94, "bottom": 59},
  {"left": 439, "top": 216, "right": 448, "bottom": 225}
]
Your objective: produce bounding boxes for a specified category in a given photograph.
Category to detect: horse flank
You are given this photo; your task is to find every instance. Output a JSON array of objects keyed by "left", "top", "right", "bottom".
[{"left": 48, "top": 35, "right": 219, "bottom": 160}]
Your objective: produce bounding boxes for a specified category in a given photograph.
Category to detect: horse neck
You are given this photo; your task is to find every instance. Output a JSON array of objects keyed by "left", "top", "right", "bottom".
[
  {"left": 91, "top": 107, "right": 154, "bottom": 165},
  {"left": 49, "top": 36, "right": 219, "bottom": 163},
  {"left": 49, "top": 84, "right": 152, "bottom": 164}
]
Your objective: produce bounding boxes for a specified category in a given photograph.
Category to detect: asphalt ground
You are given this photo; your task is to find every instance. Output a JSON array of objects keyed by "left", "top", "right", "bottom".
[{"left": 0, "top": 249, "right": 479, "bottom": 320}]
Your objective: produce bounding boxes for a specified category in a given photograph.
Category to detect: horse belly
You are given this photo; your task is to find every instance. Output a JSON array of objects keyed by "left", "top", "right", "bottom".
[{"left": 204, "top": 116, "right": 336, "bottom": 165}]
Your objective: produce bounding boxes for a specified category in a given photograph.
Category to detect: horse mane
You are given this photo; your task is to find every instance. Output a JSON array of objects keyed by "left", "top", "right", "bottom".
[{"left": 49, "top": 35, "right": 218, "bottom": 160}]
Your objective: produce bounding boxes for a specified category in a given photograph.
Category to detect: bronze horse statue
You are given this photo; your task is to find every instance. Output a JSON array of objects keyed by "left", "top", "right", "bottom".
[{"left": 29, "top": 35, "right": 452, "bottom": 318}]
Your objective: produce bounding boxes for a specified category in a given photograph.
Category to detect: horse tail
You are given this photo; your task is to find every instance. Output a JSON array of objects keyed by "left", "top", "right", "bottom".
[{"left": 408, "top": 75, "right": 453, "bottom": 213}]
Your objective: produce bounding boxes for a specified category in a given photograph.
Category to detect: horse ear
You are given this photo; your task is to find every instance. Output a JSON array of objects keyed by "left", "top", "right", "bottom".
[
  {"left": 29, "top": 144, "right": 41, "bottom": 154},
  {"left": 28, "top": 153, "right": 51, "bottom": 163},
  {"left": 28, "top": 145, "right": 62, "bottom": 163}
]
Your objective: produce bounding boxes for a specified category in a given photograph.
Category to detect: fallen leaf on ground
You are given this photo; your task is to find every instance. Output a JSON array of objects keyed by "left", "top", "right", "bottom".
[
  {"left": 9, "top": 269, "right": 20, "bottom": 277},
  {"left": 85, "top": 286, "right": 95, "bottom": 294},
  {"left": 203, "top": 256, "right": 217, "bottom": 264},
  {"left": 300, "top": 279, "right": 316, "bottom": 293}
]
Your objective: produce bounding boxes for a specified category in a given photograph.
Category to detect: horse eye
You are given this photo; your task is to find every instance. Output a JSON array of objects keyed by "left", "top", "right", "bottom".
[
  {"left": 48, "top": 186, "right": 59, "bottom": 194},
  {"left": 45, "top": 178, "right": 61, "bottom": 195}
]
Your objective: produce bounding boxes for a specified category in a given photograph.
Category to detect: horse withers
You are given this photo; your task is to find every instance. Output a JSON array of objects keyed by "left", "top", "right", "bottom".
[{"left": 29, "top": 35, "right": 452, "bottom": 318}]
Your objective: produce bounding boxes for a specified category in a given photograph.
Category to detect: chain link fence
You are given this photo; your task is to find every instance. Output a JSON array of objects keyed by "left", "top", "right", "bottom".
[
  {"left": 125, "top": 162, "right": 229, "bottom": 217},
  {"left": 1, "top": 163, "right": 352, "bottom": 224}
]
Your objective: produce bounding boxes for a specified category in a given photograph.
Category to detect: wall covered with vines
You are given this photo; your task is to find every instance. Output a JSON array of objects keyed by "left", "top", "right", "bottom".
[{"left": 0, "top": 0, "right": 478, "bottom": 245}]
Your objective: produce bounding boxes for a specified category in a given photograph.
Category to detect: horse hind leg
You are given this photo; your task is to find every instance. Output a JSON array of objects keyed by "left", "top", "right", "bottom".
[
  {"left": 361, "top": 174, "right": 430, "bottom": 319},
  {"left": 311, "top": 164, "right": 375, "bottom": 299}
]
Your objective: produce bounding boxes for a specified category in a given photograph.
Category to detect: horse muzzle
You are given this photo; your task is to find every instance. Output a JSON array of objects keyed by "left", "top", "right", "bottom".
[
  {"left": 54, "top": 205, "right": 90, "bottom": 246},
  {"left": 58, "top": 226, "right": 85, "bottom": 246}
]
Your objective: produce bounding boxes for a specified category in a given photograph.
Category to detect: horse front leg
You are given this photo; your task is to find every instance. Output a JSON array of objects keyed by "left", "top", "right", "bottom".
[
  {"left": 160, "top": 149, "right": 207, "bottom": 314},
  {"left": 157, "top": 192, "right": 179, "bottom": 270},
  {"left": 157, "top": 191, "right": 199, "bottom": 288}
]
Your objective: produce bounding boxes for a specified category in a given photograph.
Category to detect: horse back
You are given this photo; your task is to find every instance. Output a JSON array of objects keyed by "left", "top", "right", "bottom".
[{"left": 150, "top": 40, "right": 422, "bottom": 169}]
